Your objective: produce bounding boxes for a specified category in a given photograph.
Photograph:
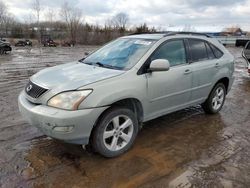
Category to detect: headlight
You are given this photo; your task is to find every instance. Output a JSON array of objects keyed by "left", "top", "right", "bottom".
[{"left": 48, "top": 90, "right": 92, "bottom": 110}]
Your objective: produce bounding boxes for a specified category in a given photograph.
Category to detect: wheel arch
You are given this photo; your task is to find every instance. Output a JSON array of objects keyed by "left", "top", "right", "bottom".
[
  {"left": 204, "top": 77, "right": 230, "bottom": 104},
  {"left": 93, "top": 98, "right": 144, "bottom": 128},
  {"left": 214, "top": 77, "right": 229, "bottom": 94},
  {"left": 89, "top": 98, "right": 143, "bottom": 149},
  {"left": 110, "top": 98, "right": 144, "bottom": 123}
]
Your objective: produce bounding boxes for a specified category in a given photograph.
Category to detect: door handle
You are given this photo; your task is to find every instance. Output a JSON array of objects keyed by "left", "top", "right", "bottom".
[
  {"left": 215, "top": 63, "right": 220, "bottom": 68},
  {"left": 184, "top": 69, "right": 192, "bottom": 75}
]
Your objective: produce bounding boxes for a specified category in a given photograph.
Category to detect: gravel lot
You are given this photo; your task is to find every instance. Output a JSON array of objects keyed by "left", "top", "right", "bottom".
[{"left": 0, "top": 46, "right": 249, "bottom": 188}]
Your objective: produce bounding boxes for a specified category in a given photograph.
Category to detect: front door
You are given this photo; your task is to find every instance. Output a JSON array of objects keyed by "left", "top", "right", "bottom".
[{"left": 146, "top": 39, "right": 192, "bottom": 119}]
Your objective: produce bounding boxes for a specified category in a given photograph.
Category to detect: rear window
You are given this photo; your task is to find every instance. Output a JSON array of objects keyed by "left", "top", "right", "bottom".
[{"left": 188, "top": 39, "right": 208, "bottom": 62}]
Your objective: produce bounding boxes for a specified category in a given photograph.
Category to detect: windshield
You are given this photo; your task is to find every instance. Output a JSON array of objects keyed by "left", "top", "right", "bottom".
[{"left": 82, "top": 38, "right": 156, "bottom": 70}]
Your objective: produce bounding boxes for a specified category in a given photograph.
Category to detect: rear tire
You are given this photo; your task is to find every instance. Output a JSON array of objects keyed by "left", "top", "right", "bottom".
[
  {"left": 202, "top": 83, "right": 226, "bottom": 114},
  {"left": 91, "top": 107, "right": 139, "bottom": 158}
]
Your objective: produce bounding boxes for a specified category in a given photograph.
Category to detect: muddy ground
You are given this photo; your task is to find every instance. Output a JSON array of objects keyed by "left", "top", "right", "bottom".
[{"left": 0, "top": 46, "right": 249, "bottom": 188}]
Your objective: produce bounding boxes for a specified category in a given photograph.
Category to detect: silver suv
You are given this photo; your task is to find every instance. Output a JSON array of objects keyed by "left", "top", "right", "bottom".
[{"left": 18, "top": 32, "right": 234, "bottom": 157}]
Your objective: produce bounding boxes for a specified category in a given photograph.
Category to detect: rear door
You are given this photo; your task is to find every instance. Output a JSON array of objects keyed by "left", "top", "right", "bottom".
[{"left": 187, "top": 39, "right": 223, "bottom": 102}]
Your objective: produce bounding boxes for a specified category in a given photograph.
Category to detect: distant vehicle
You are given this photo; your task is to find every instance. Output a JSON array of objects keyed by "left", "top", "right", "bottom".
[
  {"left": 0, "top": 40, "right": 12, "bottom": 55},
  {"left": 235, "top": 39, "right": 250, "bottom": 47},
  {"left": 62, "top": 40, "right": 75, "bottom": 47},
  {"left": 43, "top": 39, "right": 57, "bottom": 47},
  {"left": 242, "top": 41, "right": 250, "bottom": 73},
  {"left": 15, "top": 40, "right": 32, "bottom": 47},
  {"left": 19, "top": 32, "right": 235, "bottom": 157},
  {"left": 41, "top": 34, "right": 57, "bottom": 47}
]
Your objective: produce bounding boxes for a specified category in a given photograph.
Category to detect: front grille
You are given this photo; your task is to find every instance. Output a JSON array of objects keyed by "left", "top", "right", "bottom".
[{"left": 25, "top": 81, "right": 48, "bottom": 98}]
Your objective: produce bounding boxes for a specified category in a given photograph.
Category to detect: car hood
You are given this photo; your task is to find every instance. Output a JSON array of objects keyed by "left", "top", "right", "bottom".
[{"left": 31, "top": 62, "right": 125, "bottom": 90}]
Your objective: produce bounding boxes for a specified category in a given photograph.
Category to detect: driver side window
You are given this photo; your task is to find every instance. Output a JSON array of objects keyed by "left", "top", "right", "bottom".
[{"left": 151, "top": 40, "right": 187, "bottom": 66}]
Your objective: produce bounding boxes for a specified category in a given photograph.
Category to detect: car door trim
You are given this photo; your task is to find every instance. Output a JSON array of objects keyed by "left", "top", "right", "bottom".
[{"left": 150, "top": 83, "right": 211, "bottom": 103}]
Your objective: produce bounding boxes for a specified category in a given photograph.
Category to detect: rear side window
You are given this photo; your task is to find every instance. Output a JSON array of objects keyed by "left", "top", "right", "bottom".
[
  {"left": 210, "top": 44, "right": 224, "bottom": 58},
  {"left": 246, "top": 42, "right": 250, "bottom": 49},
  {"left": 188, "top": 39, "right": 208, "bottom": 62},
  {"left": 205, "top": 43, "right": 216, "bottom": 59},
  {"left": 151, "top": 40, "right": 187, "bottom": 66}
]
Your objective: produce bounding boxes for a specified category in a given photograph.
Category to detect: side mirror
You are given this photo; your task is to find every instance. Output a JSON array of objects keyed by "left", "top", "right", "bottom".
[{"left": 149, "top": 59, "right": 170, "bottom": 72}]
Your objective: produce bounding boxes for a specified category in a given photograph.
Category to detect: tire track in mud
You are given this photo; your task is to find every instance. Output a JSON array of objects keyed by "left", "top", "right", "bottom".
[{"left": 168, "top": 131, "right": 242, "bottom": 188}]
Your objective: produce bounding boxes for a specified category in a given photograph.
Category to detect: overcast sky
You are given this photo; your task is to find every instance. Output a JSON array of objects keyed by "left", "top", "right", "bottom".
[{"left": 5, "top": 0, "right": 250, "bottom": 31}]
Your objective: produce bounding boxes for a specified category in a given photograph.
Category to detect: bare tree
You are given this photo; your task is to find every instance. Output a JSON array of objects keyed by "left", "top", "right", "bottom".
[
  {"left": 2, "top": 13, "right": 14, "bottom": 36},
  {"left": 45, "top": 8, "right": 54, "bottom": 23},
  {"left": 32, "top": 0, "right": 41, "bottom": 44},
  {"left": 0, "top": 1, "right": 7, "bottom": 29},
  {"left": 111, "top": 12, "right": 129, "bottom": 31},
  {"left": 0, "top": 1, "right": 13, "bottom": 38},
  {"left": 105, "top": 18, "right": 113, "bottom": 29},
  {"left": 32, "top": 0, "right": 41, "bottom": 24},
  {"left": 60, "top": 2, "right": 82, "bottom": 43},
  {"left": 0, "top": 1, "right": 6, "bottom": 17}
]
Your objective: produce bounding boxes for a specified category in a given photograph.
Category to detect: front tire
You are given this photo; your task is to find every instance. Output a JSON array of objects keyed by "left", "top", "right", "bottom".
[
  {"left": 91, "top": 107, "right": 139, "bottom": 158},
  {"left": 202, "top": 83, "right": 226, "bottom": 114}
]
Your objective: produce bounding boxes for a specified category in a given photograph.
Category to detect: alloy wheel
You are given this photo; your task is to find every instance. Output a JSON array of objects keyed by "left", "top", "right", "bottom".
[
  {"left": 103, "top": 115, "right": 134, "bottom": 151},
  {"left": 212, "top": 87, "right": 225, "bottom": 110}
]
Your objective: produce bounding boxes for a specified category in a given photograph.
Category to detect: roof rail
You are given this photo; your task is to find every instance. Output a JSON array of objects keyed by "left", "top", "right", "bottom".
[
  {"left": 164, "top": 32, "right": 212, "bottom": 38},
  {"left": 129, "top": 31, "right": 170, "bottom": 35},
  {"left": 128, "top": 31, "right": 212, "bottom": 38}
]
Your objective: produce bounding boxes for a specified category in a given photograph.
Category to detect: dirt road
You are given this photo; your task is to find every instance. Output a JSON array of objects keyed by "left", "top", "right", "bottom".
[{"left": 0, "top": 46, "right": 249, "bottom": 188}]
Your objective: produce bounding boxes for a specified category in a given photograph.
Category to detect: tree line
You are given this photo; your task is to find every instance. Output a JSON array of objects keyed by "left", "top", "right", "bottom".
[{"left": 0, "top": 0, "right": 157, "bottom": 45}]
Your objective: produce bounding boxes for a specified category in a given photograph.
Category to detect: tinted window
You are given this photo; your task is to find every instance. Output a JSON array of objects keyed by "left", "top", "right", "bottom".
[
  {"left": 151, "top": 40, "right": 186, "bottom": 66},
  {"left": 188, "top": 39, "right": 208, "bottom": 62},
  {"left": 210, "top": 44, "right": 223, "bottom": 58},
  {"left": 205, "top": 42, "right": 216, "bottom": 59},
  {"left": 246, "top": 42, "right": 250, "bottom": 49}
]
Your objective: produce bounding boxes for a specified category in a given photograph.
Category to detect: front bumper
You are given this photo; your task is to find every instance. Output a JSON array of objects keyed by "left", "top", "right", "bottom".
[{"left": 18, "top": 91, "right": 108, "bottom": 145}]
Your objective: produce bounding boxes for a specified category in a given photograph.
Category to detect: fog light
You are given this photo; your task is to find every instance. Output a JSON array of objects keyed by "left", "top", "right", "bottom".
[{"left": 53, "top": 126, "right": 74, "bottom": 132}]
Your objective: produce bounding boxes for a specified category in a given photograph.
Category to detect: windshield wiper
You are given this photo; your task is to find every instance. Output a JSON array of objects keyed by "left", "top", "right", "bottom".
[
  {"left": 82, "top": 61, "right": 104, "bottom": 67},
  {"left": 97, "top": 63, "right": 122, "bottom": 70},
  {"left": 78, "top": 58, "right": 86, "bottom": 63},
  {"left": 84, "top": 61, "right": 122, "bottom": 70},
  {"left": 95, "top": 62, "right": 105, "bottom": 67}
]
